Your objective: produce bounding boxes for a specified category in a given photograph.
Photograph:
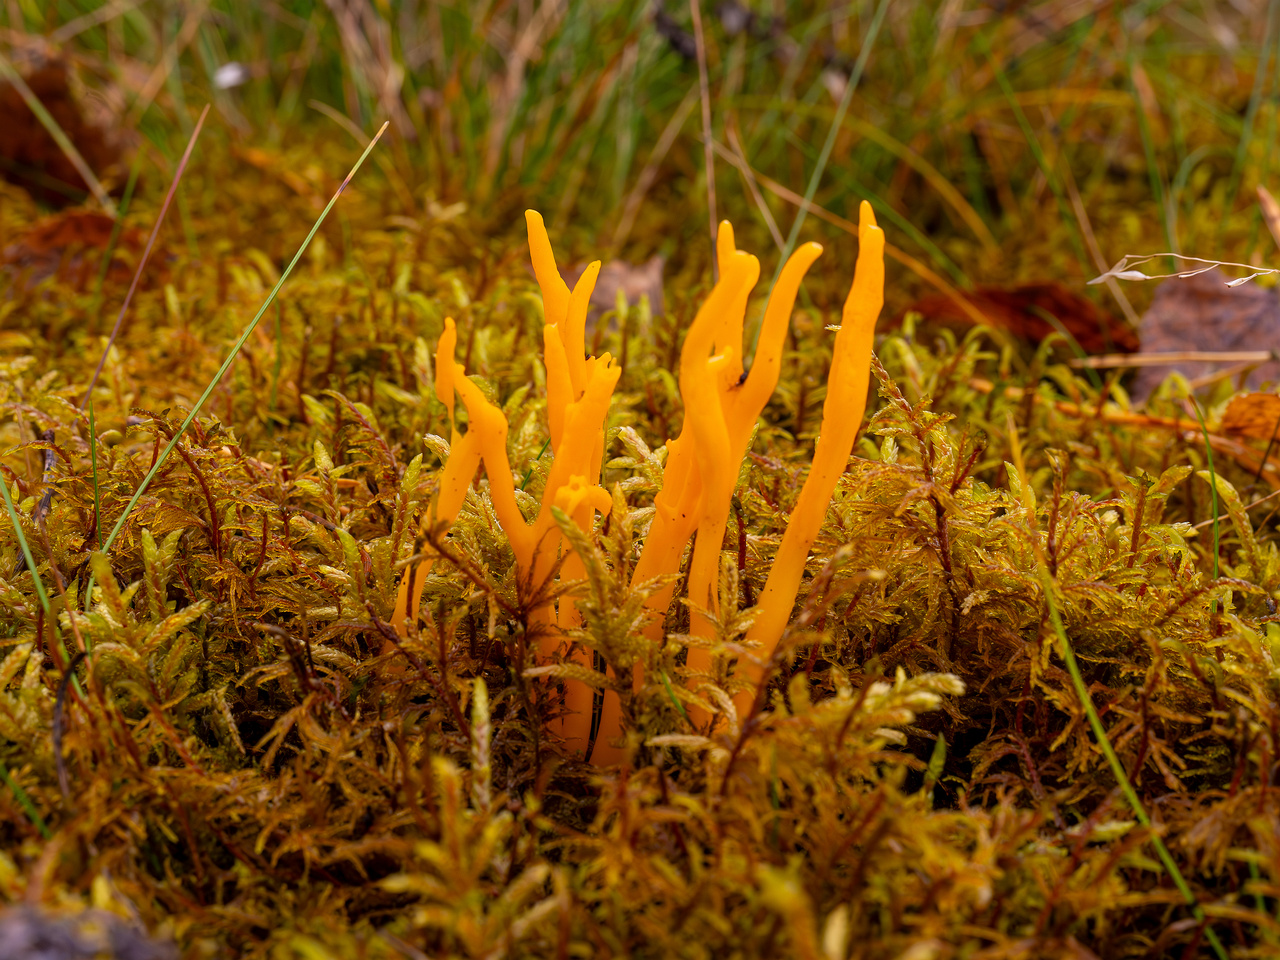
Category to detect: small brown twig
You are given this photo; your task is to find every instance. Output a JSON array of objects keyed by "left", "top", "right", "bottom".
[{"left": 366, "top": 604, "right": 470, "bottom": 737}]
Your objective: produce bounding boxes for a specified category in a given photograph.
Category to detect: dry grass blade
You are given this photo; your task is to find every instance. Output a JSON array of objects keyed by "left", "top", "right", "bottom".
[
  {"left": 1092, "top": 253, "right": 1280, "bottom": 287},
  {"left": 81, "top": 104, "right": 210, "bottom": 408},
  {"left": 1258, "top": 185, "right": 1280, "bottom": 251},
  {"left": 769, "top": 0, "right": 890, "bottom": 297},
  {"left": 689, "top": 0, "right": 717, "bottom": 260},
  {"left": 717, "top": 132, "right": 784, "bottom": 251},
  {"left": 49, "top": 0, "right": 143, "bottom": 44},
  {"left": 612, "top": 84, "right": 697, "bottom": 250},
  {"left": 746, "top": 158, "right": 995, "bottom": 329},
  {"left": 1072, "top": 351, "right": 1276, "bottom": 369},
  {"left": 1060, "top": 149, "right": 1140, "bottom": 327},
  {"left": 125, "top": 0, "right": 209, "bottom": 126}
]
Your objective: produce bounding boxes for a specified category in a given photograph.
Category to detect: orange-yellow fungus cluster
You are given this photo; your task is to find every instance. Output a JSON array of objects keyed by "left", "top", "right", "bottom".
[
  {"left": 392, "top": 211, "right": 617, "bottom": 755},
  {"left": 395, "top": 202, "right": 884, "bottom": 764}
]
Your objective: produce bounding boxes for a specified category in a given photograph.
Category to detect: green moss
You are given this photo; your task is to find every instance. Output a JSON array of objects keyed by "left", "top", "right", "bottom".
[{"left": 0, "top": 134, "right": 1277, "bottom": 958}]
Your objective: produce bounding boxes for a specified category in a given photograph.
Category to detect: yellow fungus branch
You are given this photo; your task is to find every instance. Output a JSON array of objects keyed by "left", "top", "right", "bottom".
[
  {"left": 395, "top": 212, "right": 618, "bottom": 758},
  {"left": 599, "top": 229, "right": 822, "bottom": 746},
  {"left": 396, "top": 204, "right": 882, "bottom": 765},
  {"left": 734, "top": 201, "right": 884, "bottom": 716}
]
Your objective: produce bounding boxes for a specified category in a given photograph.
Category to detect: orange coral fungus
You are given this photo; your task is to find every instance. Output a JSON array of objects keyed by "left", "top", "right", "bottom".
[
  {"left": 733, "top": 201, "right": 884, "bottom": 716},
  {"left": 394, "top": 212, "right": 616, "bottom": 757},
  {"left": 397, "top": 203, "right": 882, "bottom": 765},
  {"left": 586, "top": 225, "right": 823, "bottom": 755}
]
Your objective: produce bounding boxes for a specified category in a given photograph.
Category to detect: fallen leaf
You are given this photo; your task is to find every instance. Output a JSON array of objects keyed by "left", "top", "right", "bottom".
[
  {"left": 2, "top": 209, "right": 149, "bottom": 290},
  {"left": 1131, "top": 268, "right": 1280, "bottom": 401},
  {"left": 1220, "top": 393, "right": 1280, "bottom": 440},
  {"left": 0, "top": 58, "right": 130, "bottom": 208},
  {"left": 901, "top": 282, "right": 1137, "bottom": 354},
  {"left": 563, "top": 256, "right": 666, "bottom": 318}
]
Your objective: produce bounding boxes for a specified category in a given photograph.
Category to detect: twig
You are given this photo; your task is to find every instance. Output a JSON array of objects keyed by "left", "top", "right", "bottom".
[
  {"left": 1071, "top": 351, "right": 1276, "bottom": 369},
  {"left": 1091, "top": 253, "right": 1280, "bottom": 288}
]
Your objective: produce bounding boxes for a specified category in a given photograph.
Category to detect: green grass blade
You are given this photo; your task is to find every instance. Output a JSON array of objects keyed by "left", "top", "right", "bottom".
[
  {"left": 1187, "top": 393, "right": 1269, "bottom": 921},
  {"left": 0, "top": 469, "right": 52, "bottom": 620},
  {"left": 1010, "top": 410, "right": 1228, "bottom": 958},
  {"left": 89, "top": 402, "right": 102, "bottom": 550},
  {"left": 978, "top": 31, "right": 1090, "bottom": 275},
  {"left": 766, "top": 0, "right": 890, "bottom": 297},
  {"left": 1040, "top": 571, "right": 1228, "bottom": 960},
  {"left": 98, "top": 122, "right": 389, "bottom": 557},
  {"left": 0, "top": 461, "right": 65, "bottom": 836},
  {"left": 0, "top": 759, "right": 50, "bottom": 839}
]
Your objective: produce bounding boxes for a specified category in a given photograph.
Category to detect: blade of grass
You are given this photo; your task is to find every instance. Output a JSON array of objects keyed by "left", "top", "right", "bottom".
[
  {"left": 1220, "top": 0, "right": 1279, "bottom": 250},
  {"left": 81, "top": 104, "right": 210, "bottom": 409},
  {"left": 977, "top": 32, "right": 1091, "bottom": 276},
  {"left": 0, "top": 52, "right": 117, "bottom": 217},
  {"left": 1041, "top": 571, "right": 1228, "bottom": 960},
  {"left": 611, "top": 83, "right": 697, "bottom": 251},
  {"left": 0, "top": 760, "right": 50, "bottom": 839},
  {"left": 736, "top": 94, "right": 998, "bottom": 254},
  {"left": 766, "top": 0, "right": 890, "bottom": 300},
  {"left": 89, "top": 149, "right": 145, "bottom": 329},
  {"left": 0, "top": 472, "right": 53, "bottom": 621},
  {"left": 689, "top": 0, "right": 717, "bottom": 266},
  {"left": 779, "top": 125, "right": 968, "bottom": 286},
  {"left": 1007, "top": 414, "right": 1229, "bottom": 960},
  {"left": 744, "top": 159, "right": 1001, "bottom": 331},
  {"left": 0, "top": 465, "right": 57, "bottom": 839},
  {"left": 1187, "top": 392, "right": 1268, "bottom": 921},
  {"left": 1125, "top": 55, "right": 1174, "bottom": 261},
  {"left": 88, "top": 402, "right": 103, "bottom": 551},
  {"left": 97, "top": 122, "right": 389, "bottom": 560}
]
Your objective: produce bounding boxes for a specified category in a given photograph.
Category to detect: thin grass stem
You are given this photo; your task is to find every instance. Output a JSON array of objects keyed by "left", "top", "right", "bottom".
[
  {"left": 1040, "top": 574, "right": 1228, "bottom": 960},
  {"left": 0, "top": 760, "right": 50, "bottom": 839},
  {"left": 1187, "top": 392, "right": 1270, "bottom": 922},
  {"left": 0, "top": 469, "right": 52, "bottom": 621},
  {"left": 1009, "top": 413, "right": 1228, "bottom": 960},
  {"left": 766, "top": 0, "right": 890, "bottom": 301},
  {"left": 689, "top": 0, "right": 717, "bottom": 267},
  {"left": 89, "top": 403, "right": 102, "bottom": 550},
  {"left": 81, "top": 104, "right": 210, "bottom": 409},
  {"left": 96, "top": 122, "right": 389, "bottom": 559}
]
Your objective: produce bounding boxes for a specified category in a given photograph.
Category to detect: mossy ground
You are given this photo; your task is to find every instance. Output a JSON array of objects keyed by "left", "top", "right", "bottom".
[{"left": 5, "top": 3, "right": 1280, "bottom": 957}]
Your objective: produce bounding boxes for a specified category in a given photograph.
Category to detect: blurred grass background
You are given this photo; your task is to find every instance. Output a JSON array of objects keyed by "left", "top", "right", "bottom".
[{"left": 4, "top": 0, "right": 1279, "bottom": 320}]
